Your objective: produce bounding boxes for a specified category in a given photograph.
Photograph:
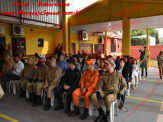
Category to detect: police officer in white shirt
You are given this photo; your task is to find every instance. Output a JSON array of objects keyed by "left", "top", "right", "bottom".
[{"left": 1, "top": 55, "right": 24, "bottom": 93}]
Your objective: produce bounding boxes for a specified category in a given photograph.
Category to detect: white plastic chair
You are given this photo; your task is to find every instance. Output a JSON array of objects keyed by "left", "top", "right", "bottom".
[
  {"left": 63, "top": 92, "right": 67, "bottom": 103},
  {"left": 63, "top": 92, "right": 74, "bottom": 110},
  {"left": 127, "top": 82, "right": 131, "bottom": 96},
  {"left": 138, "top": 71, "right": 141, "bottom": 80},
  {"left": 9, "top": 81, "right": 16, "bottom": 94},
  {"left": 26, "top": 88, "right": 29, "bottom": 98},
  {"left": 42, "top": 89, "right": 54, "bottom": 106},
  {"left": 110, "top": 100, "right": 118, "bottom": 122},
  {"left": 63, "top": 93, "right": 94, "bottom": 116},
  {"left": 78, "top": 96, "right": 95, "bottom": 116},
  {"left": 90, "top": 100, "right": 118, "bottom": 122}
]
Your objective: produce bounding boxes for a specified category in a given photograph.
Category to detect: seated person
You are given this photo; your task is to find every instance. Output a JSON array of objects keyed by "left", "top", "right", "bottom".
[
  {"left": 73, "top": 55, "right": 81, "bottom": 71},
  {"left": 0, "top": 55, "right": 24, "bottom": 93},
  {"left": 34, "top": 53, "right": 41, "bottom": 67},
  {"left": 81, "top": 58, "right": 90, "bottom": 75},
  {"left": 0, "top": 56, "right": 12, "bottom": 93},
  {"left": 91, "top": 59, "right": 127, "bottom": 122},
  {"left": 94, "top": 58, "right": 101, "bottom": 71},
  {"left": 54, "top": 58, "right": 81, "bottom": 113},
  {"left": 43, "top": 59, "right": 62, "bottom": 111},
  {"left": 81, "top": 55, "right": 89, "bottom": 70},
  {"left": 26, "top": 57, "right": 48, "bottom": 106},
  {"left": 54, "top": 53, "right": 59, "bottom": 62},
  {"left": 69, "top": 59, "right": 100, "bottom": 120},
  {"left": 57, "top": 53, "right": 68, "bottom": 75},
  {"left": 115, "top": 56, "right": 120, "bottom": 69},
  {"left": 99, "top": 59, "right": 108, "bottom": 77},
  {"left": 46, "top": 56, "right": 51, "bottom": 67},
  {"left": 116, "top": 58, "right": 129, "bottom": 110},
  {"left": 77, "top": 51, "right": 82, "bottom": 58},
  {"left": 15, "top": 57, "right": 35, "bottom": 98}
]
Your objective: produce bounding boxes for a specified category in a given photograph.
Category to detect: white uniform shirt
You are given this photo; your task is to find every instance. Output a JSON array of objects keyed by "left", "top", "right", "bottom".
[
  {"left": 132, "top": 64, "right": 139, "bottom": 73},
  {"left": 12, "top": 61, "right": 24, "bottom": 76}
]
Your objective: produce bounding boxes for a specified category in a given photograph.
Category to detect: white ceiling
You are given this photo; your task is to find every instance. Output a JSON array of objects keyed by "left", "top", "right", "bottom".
[
  {"left": 67, "top": 0, "right": 98, "bottom": 17},
  {"left": 71, "top": 15, "right": 163, "bottom": 34}
]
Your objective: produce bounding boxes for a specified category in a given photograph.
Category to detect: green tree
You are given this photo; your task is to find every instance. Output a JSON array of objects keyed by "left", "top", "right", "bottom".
[
  {"left": 149, "top": 29, "right": 159, "bottom": 44},
  {"left": 131, "top": 29, "right": 160, "bottom": 45},
  {"left": 131, "top": 38, "right": 147, "bottom": 46},
  {"left": 131, "top": 29, "right": 146, "bottom": 37}
]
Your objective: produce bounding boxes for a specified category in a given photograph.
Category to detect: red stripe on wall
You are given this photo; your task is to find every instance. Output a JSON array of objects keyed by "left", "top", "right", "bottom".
[{"left": 131, "top": 46, "right": 163, "bottom": 60}]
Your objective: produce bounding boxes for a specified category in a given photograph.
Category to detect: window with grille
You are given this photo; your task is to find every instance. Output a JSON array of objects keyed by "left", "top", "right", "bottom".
[{"left": 111, "top": 44, "right": 116, "bottom": 52}]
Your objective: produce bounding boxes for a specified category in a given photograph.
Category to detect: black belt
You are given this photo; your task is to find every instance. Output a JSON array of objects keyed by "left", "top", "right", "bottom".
[{"left": 38, "top": 79, "right": 44, "bottom": 82}]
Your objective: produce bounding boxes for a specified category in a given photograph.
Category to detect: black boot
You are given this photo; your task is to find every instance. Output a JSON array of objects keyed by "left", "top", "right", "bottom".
[
  {"left": 141, "top": 71, "right": 143, "bottom": 76},
  {"left": 146, "top": 72, "right": 148, "bottom": 77},
  {"left": 31, "top": 94, "right": 37, "bottom": 104},
  {"left": 32, "top": 95, "right": 37, "bottom": 106},
  {"left": 32, "top": 95, "right": 42, "bottom": 107},
  {"left": 105, "top": 111, "right": 110, "bottom": 122},
  {"left": 19, "top": 90, "right": 26, "bottom": 98},
  {"left": 26, "top": 93, "right": 34, "bottom": 102},
  {"left": 69, "top": 105, "right": 80, "bottom": 117},
  {"left": 95, "top": 107, "right": 105, "bottom": 122},
  {"left": 65, "top": 105, "right": 71, "bottom": 113},
  {"left": 55, "top": 102, "right": 64, "bottom": 111},
  {"left": 44, "top": 98, "right": 51, "bottom": 111},
  {"left": 160, "top": 76, "right": 162, "bottom": 79},
  {"left": 81, "top": 108, "right": 89, "bottom": 120}
]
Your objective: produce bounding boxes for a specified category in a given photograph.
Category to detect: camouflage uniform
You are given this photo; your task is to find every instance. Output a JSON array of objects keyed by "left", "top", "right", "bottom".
[
  {"left": 44, "top": 66, "right": 62, "bottom": 98},
  {"left": 26, "top": 65, "right": 48, "bottom": 94},
  {"left": 15, "top": 64, "right": 35, "bottom": 91},
  {"left": 0, "top": 61, "right": 12, "bottom": 76},
  {"left": 157, "top": 54, "right": 163, "bottom": 78},
  {"left": 15, "top": 48, "right": 25, "bottom": 59},
  {"left": 0, "top": 61, "right": 12, "bottom": 92},
  {"left": 91, "top": 70, "right": 127, "bottom": 111}
]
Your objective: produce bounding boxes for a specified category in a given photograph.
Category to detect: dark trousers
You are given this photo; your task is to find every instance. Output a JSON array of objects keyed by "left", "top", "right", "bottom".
[
  {"left": 21, "top": 59, "right": 25, "bottom": 65},
  {"left": 54, "top": 85, "right": 76, "bottom": 107},
  {"left": 121, "top": 90, "right": 127, "bottom": 105},
  {"left": 142, "top": 62, "right": 147, "bottom": 76},
  {"left": 0, "top": 71, "right": 19, "bottom": 92}
]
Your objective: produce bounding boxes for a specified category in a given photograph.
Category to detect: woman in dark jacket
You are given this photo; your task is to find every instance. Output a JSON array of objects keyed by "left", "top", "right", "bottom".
[{"left": 116, "top": 58, "right": 129, "bottom": 110}]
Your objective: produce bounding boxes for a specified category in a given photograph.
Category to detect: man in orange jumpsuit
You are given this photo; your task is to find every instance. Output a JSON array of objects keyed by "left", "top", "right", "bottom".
[{"left": 69, "top": 59, "right": 100, "bottom": 120}]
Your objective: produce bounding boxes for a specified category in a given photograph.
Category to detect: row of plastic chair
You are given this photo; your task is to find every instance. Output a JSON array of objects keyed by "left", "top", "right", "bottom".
[{"left": 8, "top": 81, "right": 118, "bottom": 122}]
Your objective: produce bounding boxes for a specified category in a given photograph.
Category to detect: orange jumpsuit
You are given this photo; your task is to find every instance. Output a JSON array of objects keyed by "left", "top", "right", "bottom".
[{"left": 72, "top": 69, "right": 100, "bottom": 109}]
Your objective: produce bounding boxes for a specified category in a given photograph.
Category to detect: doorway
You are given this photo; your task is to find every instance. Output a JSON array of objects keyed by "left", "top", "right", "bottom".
[
  {"left": 12, "top": 37, "right": 26, "bottom": 56},
  {"left": 0, "top": 36, "right": 5, "bottom": 58},
  {"left": 79, "top": 43, "right": 93, "bottom": 55},
  {"left": 95, "top": 44, "right": 104, "bottom": 54},
  {"left": 71, "top": 43, "right": 75, "bottom": 54}
]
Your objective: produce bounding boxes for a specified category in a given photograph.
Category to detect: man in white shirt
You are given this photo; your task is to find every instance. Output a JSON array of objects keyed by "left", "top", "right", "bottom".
[
  {"left": 1, "top": 56, "right": 24, "bottom": 93},
  {"left": 12, "top": 56, "right": 24, "bottom": 76}
]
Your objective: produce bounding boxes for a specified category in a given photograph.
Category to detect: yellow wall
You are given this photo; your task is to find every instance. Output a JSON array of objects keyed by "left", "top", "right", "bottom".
[
  {"left": 0, "top": 23, "right": 99, "bottom": 56},
  {"left": 0, "top": 23, "right": 62, "bottom": 55},
  {"left": 70, "top": 32, "right": 99, "bottom": 54}
]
